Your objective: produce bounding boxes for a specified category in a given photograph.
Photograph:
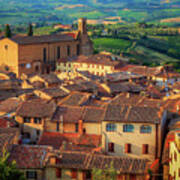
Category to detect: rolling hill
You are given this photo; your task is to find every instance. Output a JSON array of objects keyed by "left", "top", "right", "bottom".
[{"left": 0, "top": 0, "right": 180, "bottom": 25}]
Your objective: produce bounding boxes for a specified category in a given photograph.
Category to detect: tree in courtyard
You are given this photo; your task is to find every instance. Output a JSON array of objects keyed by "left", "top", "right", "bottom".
[
  {"left": 5, "top": 24, "right": 12, "bottom": 38},
  {"left": 92, "top": 161, "right": 117, "bottom": 180},
  {"left": 0, "top": 151, "right": 26, "bottom": 180},
  {"left": 27, "top": 23, "right": 33, "bottom": 36}
]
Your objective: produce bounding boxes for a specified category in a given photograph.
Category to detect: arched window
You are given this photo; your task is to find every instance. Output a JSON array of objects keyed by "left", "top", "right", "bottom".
[
  {"left": 140, "top": 125, "right": 152, "bottom": 133},
  {"left": 106, "top": 123, "right": 117, "bottom": 132},
  {"left": 123, "top": 124, "right": 134, "bottom": 132}
]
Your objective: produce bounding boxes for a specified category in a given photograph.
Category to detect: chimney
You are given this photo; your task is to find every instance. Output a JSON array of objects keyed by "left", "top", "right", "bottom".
[
  {"left": 126, "top": 93, "right": 130, "bottom": 98},
  {"left": 78, "top": 120, "right": 83, "bottom": 135},
  {"left": 177, "top": 105, "right": 180, "bottom": 113},
  {"left": 78, "top": 18, "right": 87, "bottom": 34},
  {"left": 60, "top": 115, "right": 64, "bottom": 133}
]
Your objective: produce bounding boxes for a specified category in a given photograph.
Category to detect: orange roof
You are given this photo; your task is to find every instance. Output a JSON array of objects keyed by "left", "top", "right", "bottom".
[{"left": 38, "top": 132, "right": 101, "bottom": 151}]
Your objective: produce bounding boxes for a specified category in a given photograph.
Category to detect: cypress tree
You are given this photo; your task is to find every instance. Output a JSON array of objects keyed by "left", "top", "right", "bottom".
[
  {"left": 27, "top": 23, "right": 33, "bottom": 36},
  {"left": 5, "top": 24, "right": 11, "bottom": 38}
]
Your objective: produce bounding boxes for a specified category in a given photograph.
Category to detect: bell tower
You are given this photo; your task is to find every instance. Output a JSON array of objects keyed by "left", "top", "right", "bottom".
[
  {"left": 78, "top": 18, "right": 87, "bottom": 34},
  {"left": 77, "top": 18, "right": 93, "bottom": 56}
]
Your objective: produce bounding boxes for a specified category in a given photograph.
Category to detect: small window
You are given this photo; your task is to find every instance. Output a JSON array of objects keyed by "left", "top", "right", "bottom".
[
  {"left": 43, "top": 48, "right": 47, "bottom": 62},
  {"left": 142, "top": 144, "right": 149, "bottom": 154},
  {"left": 174, "top": 152, "right": 177, "bottom": 161},
  {"left": 125, "top": 143, "right": 131, "bottom": 153},
  {"left": 77, "top": 44, "right": 80, "bottom": 56},
  {"left": 34, "top": 117, "right": 41, "bottom": 124},
  {"left": 20, "top": 63, "right": 25, "bottom": 68},
  {"left": 106, "top": 123, "right": 116, "bottom": 132},
  {"left": 56, "top": 168, "right": 61, "bottom": 178},
  {"left": 140, "top": 125, "right": 152, "bottom": 133},
  {"left": 36, "top": 130, "right": 40, "bottom": 136},
  {"left": 56, "top": 121, "right": 59, "bottom": 132},
  {"left": 85, "top": 171, "right": 91, "bottom": 180},
  {"left": 123, "top": 124, "right": 134, "bottom": 132},
  {"left": 4, "top": 45, "right": 8, "bottom": 50},
  {"left": 23, "top": 117, "right": 31, "bottom": 123},
  {"left": 75, "top": 123, "right": 79, "bottom": 133},
  {"left": 35, "top": 65, "right": 39, "bottom": 72},
  {"left": 108, "top": 142, "right": 114, "bottom": 152},
  {"left": 57, "top": 46, "right": 61, "bottom": 59},
  {"left": 26, "top": 171, "right": 37, "bottom": 179},
  {"left": 67, "top": 45, "right": 70, "bottom": 56},
  {"left": 71, "top": 169, "right": 77, "bottom": 179},
  {"left": 26, "top": 63, "right": 31, "bottom": 69}
]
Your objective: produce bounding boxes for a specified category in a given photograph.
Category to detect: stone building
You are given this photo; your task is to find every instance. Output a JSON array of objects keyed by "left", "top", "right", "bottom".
[{"left": 0, "top": 18, "right": 93, "bottom": 77}]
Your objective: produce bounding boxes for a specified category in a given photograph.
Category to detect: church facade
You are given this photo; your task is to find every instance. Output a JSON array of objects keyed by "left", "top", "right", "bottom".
[{"left": 0, "top": 18, "right": 93, "bottom": 77}]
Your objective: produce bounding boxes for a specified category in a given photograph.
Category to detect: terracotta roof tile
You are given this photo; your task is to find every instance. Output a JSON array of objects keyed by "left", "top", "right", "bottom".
[
  {"left": 8, "top": 145, "right": 52, "bottom": 169},
  {"left": 10, "top": 34, "right": 75, "bottom": 45},
  {"left": 0, "top": 97, "right": 21, "bottom": 114},
  {"left": 56, "top": 152, "right": 149, "bottom": 174},
  {"left": 38, "top": 132, "right": 101, "bottom": 151},
  {"left": 0, "top": 128, "right": 19, "bottom": 155},
  {"left": 104, "top": 104, "right": 161, "bottom": 124},
  {"left": 59, "top": 91, "right": 91, "bottom": 106},
  {"left": 52, "top": 105, "right": 84, "bottom": 123},
  {"left": 16, "top": 99, "right": 56, "bottom": 118}
]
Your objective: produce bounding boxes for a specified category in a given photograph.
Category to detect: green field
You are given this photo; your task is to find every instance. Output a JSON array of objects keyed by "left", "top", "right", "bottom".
[{"left": 93, "top": 38, "right": 132, "bottom": 52}]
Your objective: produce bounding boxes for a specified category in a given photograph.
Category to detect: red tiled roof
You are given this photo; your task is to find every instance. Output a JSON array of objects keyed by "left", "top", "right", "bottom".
[
  {"left": 52, "top": 105, "right": 84, "bottom": 123},
  {"left": 38, "top": 132, "right": 101, "bottom": 151},
  {"left": 66, "top": 32, "right": 77, "bottom": 39},
  {"left": 16, "top": 99, "right": 56, "bottom": 118},
  {"left": 55, "top": 151, "right": 149, "bottom": 174},
  {"left": 8, "top": 145, "right": 52, "bottom": 169}
]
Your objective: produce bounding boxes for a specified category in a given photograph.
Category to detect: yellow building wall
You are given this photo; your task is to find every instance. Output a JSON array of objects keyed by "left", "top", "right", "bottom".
[
  {"left": 169, "top": 141, "right": 180, "bottom": 180},
  {"left": 16, "top": 116, "right": 44, "bottom": 141},
  {"left": 0, "top": 38, "right": 19, "bottom": 75},
  {"left": 102, "top": 121, "right": 156, "bottom": 161},
  {"left": 45, "top": 168, "right": 84, "bottom": 180},
  {"left": 56, "top": 62, "right": 114, "bottom": 76},
  {"left": 18, "top": 41, "right": 78, "bottom": 63},
  {"left": 63, "top": 123, "right": 76, "bottom": 133},
  {"left": 84, "top": 123, "right": 101, "bottom": 135}
]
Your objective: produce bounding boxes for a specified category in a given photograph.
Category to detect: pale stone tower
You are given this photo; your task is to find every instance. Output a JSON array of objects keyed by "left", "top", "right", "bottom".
[{"left": 77, "top": 18, "right": 93, "bottom": 56}]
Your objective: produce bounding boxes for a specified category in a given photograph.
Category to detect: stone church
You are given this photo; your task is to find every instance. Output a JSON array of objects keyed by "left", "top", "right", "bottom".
[{"left": 0, "top": 18, "right": 93, "bottom": 77}]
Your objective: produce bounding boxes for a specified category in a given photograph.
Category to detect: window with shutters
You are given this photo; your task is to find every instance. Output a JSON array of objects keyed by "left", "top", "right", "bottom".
[
  {"left": 34, "top": 117, "right": 41, "bottom": 124},
  {"left": 71, "top": 170, "right": 77, "bottom": 179},
  {"left": 23, "top": 117, "right": 31, "bottom": 123},
  {"left": 106, "top": 123, "right": 117, "bottom": 132},
  {"left": 125, "top": 143, "right": 131, "bottom": 153},
  {"left": 26, "top": 171, "right": 37, "bottom": 179},
  {"left": 56, "top": 168, "right": 61, "bottom": 178},
  {"left": 142, "top": 144, "right": 149, "bottom": 154},
  {"left": 123, "top": 124, "right": 134, "bottom": 132},
  {"left": 108, "top": 142, "right": 114, "bottom": 152},
  {"left": 140, "top": 125, "right": 152, "bottom": 133}
]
